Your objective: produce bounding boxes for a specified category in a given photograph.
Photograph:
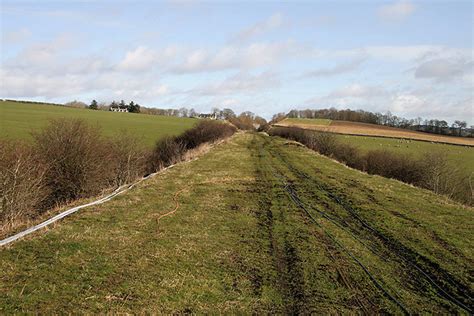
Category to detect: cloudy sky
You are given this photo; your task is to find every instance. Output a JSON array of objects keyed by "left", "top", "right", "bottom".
[{"left": 1, "top": 0, "right": 473, "bottom": 122}]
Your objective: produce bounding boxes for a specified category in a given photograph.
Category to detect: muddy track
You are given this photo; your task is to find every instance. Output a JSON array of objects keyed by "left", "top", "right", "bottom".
[
  {"left": 283, "top": 176, "right": 410, "bottom": 314},
  {"left": 251, "top": 138, "right": 309, "bottom": 314},
  {"left": 266, "top": 135, "right": 473, "bottom": 313},
  {"left": 255, "top": 136, "right": 407, "bottom": 313}
]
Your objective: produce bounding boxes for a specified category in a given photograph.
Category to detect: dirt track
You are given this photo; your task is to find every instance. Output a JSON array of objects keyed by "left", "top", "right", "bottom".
[{"left": 253, "top": 134, "right": 473, "bottom": 314}]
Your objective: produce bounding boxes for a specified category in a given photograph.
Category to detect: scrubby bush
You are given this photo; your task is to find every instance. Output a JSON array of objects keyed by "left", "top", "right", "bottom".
[
  {"left": 148, "top": 136, "right": 187, "bottom": 172},
  {"left": 1, "top": 118, "right": 236, "bottom": 229},
  {"left": 365, "top": 150, "right": 424, "bottom": 184},
  {"left": 33, "top": 119, "right": 113, "bottom": 207},
  {"left": 109, "top": 132, "right": 148, "bottom": 186},
  {"left": 331, "top": 143, "right": 365, "bottom": 170},
  {"left": 0, "top": 140, "right": 48, "bottom": 224},
  {"left": 148, "top": 120, "right": 236, "bottom": 172},
  {"left": 418, "top": 152, "right": 472, "bottom": 205}
]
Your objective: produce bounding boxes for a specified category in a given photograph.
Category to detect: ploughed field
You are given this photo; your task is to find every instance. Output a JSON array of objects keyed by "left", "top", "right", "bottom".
[
  {"left": 0, "top": 100, "right": 196, "bottom": 147},
  {"left": 1, "top": 133, "right": 472, "bottom": 313},
  {"left": 277, "top": 118, "right": 474, "bottom": 146}
]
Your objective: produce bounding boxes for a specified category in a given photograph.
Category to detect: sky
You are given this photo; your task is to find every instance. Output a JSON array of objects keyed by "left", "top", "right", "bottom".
[{"left": 0, "top": 0, "right": 473, "bottom": 122}]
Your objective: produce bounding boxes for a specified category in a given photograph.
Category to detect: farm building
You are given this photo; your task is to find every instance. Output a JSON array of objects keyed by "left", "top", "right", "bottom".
[
  {"left": 198, "top": 113, "right": 217, "bottom": 120},
  {"left": 110, "top": 104, "right": 129, "bottom": 112}
]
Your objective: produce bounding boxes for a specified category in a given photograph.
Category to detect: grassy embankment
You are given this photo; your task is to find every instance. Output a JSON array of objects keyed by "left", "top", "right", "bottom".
[
  {"left": 1, "top": 133, "right": 472, "bottom": 313},
  {"left": 276, "top": 118, "right": 474, "bottom": 174},
  {"left": 0, "top": 100, "right": 196, "bottom": 147}
]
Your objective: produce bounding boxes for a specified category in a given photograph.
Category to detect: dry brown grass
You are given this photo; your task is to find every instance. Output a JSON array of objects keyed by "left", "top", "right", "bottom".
[{"left": 276, "top": 119, "right": 474, "bottom": 146}]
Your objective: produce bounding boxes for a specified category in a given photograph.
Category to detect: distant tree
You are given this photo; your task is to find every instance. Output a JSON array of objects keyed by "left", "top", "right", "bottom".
[
  {"left": 127, "top": 101, "right": 140, "bottom": 113},
  {"left": 89, "top": 99, "right": 98, "bottom": 110},
  {"left": 65, "top": 100, "right": 87, "bottom": 109},
  {"left": 119, "top": 100, "right": 126, "bottom": 108},
  {"left": 189, "top": 108, "right": 197, "bottom": 118},
  {"left": 456, "top": 120, "right": 467, "bottom": 136},
  {"left": 178, "top": 107, "right": 188, "bottom": 117},
  {"left": 221, "top": 108, "right": 236, "bottom": 120}
]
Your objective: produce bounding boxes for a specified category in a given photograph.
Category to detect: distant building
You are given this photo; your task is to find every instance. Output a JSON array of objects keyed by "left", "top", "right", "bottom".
[
  {"left": 110, "top": 104, "right": 129, "bottom": 112},
  {"left": 198, "top": 113, "right": 217, "bottom": 120}
]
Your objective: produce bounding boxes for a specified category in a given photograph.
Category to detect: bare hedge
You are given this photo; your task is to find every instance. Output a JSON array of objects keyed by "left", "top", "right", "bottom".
[
  {"left": 148, "top": 120, "right": 236, "bottom": 172},
  {"left": 33, "top": 119, "right": 113, "bottom": 208},
  {"left": 270, "top": 126, "right": 472, "bottom": 205},
  {"left": 0, "top": 140, "right": 48, "bottom": 224},
  {"left": 1, "top": 118, "right": 235, "bottom": 227}
]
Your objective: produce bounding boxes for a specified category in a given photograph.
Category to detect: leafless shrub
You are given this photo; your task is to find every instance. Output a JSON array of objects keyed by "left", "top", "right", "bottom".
[
  {"left": 308, "top": 132, "right": 337, "bottom": 155},
  {"left": 0, "top": 140, "right": 48, "bottom": 224},
  {"left": 177, "top": 120, "right": 236, "bottom": 150},
  {"left": 365, "top": 150, "right": 424, "bottom": 184},
  {"left": 108, "top": 132, "right": 148, "bottom": 186},
  {"left": 418, "top": 152, "right": 472, "bottom": 205},
  {"left": 331, "top": 143, "right": 366, "bottom": 170},
  {"left": 148, "top": 136, "right": 187, "bottom": 172},
  {"left": 270, "top": 127, "right": 337, "bottom": 155},
  {"left": 148, "top": 120, "right": 236, "bottom": 172},
  {"left": 33, "top": 119, "right": 112, "bottom": 207}
]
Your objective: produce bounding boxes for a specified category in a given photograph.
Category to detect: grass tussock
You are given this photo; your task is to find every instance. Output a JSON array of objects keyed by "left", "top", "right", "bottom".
[{"left": 270, "top": 126, "right": 472, "bottom": 205}]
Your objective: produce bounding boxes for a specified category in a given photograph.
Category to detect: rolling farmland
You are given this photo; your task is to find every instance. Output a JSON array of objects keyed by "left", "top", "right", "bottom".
[
  {"left": 276, "top": 118, "right": 474, "bottom": 146},
  {"left": 0, "top": 100, "right": 196, "bottom": 147},
  {"left": 337, "top": 134, "right": 474, "bottom": 174},
  {"left": 1, "top": 133, "right": 472, "bottom": 313}
]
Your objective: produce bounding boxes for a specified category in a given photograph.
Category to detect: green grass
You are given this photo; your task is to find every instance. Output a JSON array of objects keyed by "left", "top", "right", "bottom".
[
  {"left": 337, "top": 134, "right": 474, "bottom": 174},
  {"left": 1, "top": 133, "right": 472, "bottom": 313},
  {"left": 0, "top": 100, "right": 196, "bottom": 147},
  {"left": 284, "top": 118, "right": 332, "bottom": 125}
]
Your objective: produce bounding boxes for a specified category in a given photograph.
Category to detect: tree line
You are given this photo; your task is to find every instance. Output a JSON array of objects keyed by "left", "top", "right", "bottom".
[{"left": 286, "top": 108, "right": 473, "bottom": 137}]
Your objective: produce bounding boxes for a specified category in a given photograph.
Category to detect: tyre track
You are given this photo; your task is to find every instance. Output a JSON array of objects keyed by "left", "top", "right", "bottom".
[
  {"left": 268, "top": 136, "right": 473, "bottom": 313},
  {"left": 256, "top": 137, "right": 409, "bottom": 314}
]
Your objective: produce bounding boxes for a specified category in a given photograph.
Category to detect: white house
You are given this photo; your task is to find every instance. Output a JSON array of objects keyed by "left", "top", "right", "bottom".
[
  {"left": 198, "top": 113, "right": 217, "bottom": 120},
  {"left": 110, "top": 104, "right": 129, "bottom": 112}
]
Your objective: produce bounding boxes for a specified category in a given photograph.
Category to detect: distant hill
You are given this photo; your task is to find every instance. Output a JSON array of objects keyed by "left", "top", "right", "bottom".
[{"left": 0, "top": 100, "right": 196, "bottom": 147}]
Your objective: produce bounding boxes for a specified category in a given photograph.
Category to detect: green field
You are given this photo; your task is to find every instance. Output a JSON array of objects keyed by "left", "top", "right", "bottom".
[
  {"left": 337, "top": 134, "right": 474, "bottom": 174},
  {"left": 1, "top": 133, "right": 472, "bottom": 313},
  {"left": 0, "top": 101, "right": 196, "bottom": 147},
  {"left": 284, "top": 118, "right": 331, "bottom": 125}
]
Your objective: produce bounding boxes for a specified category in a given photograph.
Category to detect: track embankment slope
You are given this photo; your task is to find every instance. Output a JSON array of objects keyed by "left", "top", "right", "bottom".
[{"left": 1, "top": 133, "right": 472, "bottom": 313}]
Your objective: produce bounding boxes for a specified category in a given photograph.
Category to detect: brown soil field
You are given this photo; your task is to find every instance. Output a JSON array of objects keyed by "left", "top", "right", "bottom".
[{"left": 275, "top": 119, "right": 474, "bottom": 146}]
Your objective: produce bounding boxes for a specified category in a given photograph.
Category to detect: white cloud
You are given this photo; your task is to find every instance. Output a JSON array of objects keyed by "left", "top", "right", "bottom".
[
  {"left": 328, "top": 84, "right": 387, "bottom": 98},
  {"left": 378, "top": 1, "right": 416, "bottom": 20},
  {"left": 192, "top": 71, "right": 279, "bottom": 96},
  {"left": 117, "top": 45, "right": 178, "bottom": 71},
  {"left": 2, "top": 28, "right": 32, "bottom": 44},
  {"left": 303, "top": 57, "right": 366, "bottom": 77},
  {"left": 172, "top": 41, "right": 302, "bottom": 73},
  {"left": 233, "top": 13, "right": 284, "bottom": 42},
  {"left": 391, "top": 94, "right": 426, "bottom": 112},
  {"left": 117, "top": 46, "right": 157, "bottom": 71},
  {"left": 414, "top": 58, "right": 474, "bottom": 82}
]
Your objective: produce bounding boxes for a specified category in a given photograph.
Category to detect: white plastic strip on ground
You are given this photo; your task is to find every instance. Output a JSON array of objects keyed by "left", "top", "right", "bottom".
[
  {"left": 0, "top": 135, "right": 230, "bottom": 247},
  {"left": 0, "top": 164, "right": 178, "bottom": 247}
]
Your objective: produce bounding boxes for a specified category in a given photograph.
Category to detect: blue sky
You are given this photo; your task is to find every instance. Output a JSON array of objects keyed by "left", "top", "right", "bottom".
[{"left": 1, "top": 0, "right": 473, "bottom": 122}]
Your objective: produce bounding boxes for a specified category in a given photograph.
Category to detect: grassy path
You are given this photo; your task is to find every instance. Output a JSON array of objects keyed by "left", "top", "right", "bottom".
[{"left": 1, "top": 133, "right": 472, "bottom": 313}]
